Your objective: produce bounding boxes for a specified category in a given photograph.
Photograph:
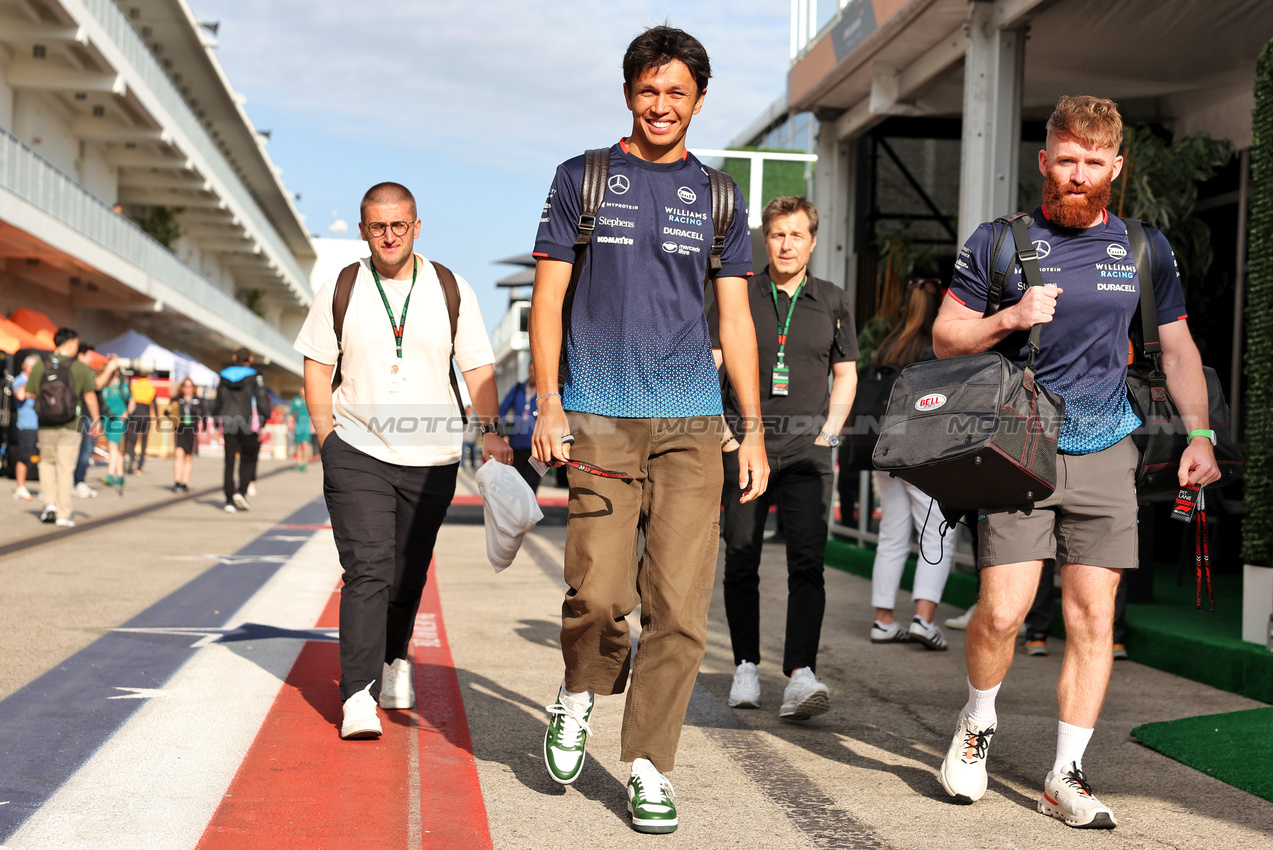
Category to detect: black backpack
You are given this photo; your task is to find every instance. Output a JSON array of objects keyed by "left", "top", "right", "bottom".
[
  {"left": 559, "top": 148, "right": 737, "bottom": 386},
  {"left": 34, "top": 354, "right": 78, "bottom": 426}
]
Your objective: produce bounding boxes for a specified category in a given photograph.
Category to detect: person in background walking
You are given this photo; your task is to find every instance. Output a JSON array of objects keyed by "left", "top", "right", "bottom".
[
  {"left": 166, "top": 377, "right": 207, "bottom": 493},
  {"left": 211, "top": 347, "right": 273, "bottom": 513},
  {"left": 498, "top": 360, "right": 541, "bottom": 492},
  {"left": 11, "top": 354, "right": 40, "bottom": 502},
  {"left": 100, "top": 368, "right": 133, "bottom": 491},
  {"left": 290, "top": 386, "right": 313, "bottom": 472},
  {"left": 867, "top": 278, "right": 953, "bottom": 651},
  {"left": 71, "top": 345, "right": 116, "bottom": 499},
  {"left": 125, "top": 370, "right": 158, "bottom": 475},
  {"left": 27, "top": 328, "right": 101, "bottom": 527},
  {"left": 710, "top": 196, "right": 858, "bottom": 719}
]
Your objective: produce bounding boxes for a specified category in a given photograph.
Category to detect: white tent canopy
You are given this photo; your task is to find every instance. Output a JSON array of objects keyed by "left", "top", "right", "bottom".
[{"left": 97, "top": 330, "right": 220, "bottom": 387}]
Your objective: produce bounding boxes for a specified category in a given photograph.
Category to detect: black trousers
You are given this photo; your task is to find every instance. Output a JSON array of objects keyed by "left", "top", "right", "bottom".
[
  {"left": 125, "top": 412, "right": 151, "bottom": 469},
  {"left": 721, "top": 444, "right": 833, "bottom": 675},
  {"left": 321, "top": 432, "right": 457, "bottom": 701},
  {"left": 222, "top": 432, "right": 260, "bottom": 502},
  {"left": 511, "top": 448, "right": 542, "bottom": 494}
]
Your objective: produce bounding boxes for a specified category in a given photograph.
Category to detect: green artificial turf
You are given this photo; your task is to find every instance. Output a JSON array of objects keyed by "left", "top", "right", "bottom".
[
  {"left": 824, "top": 539, "right": 1273, "bottom": 702},
  {"left": 1131, "top": 708, "right": 1273, "bottom": 803}
]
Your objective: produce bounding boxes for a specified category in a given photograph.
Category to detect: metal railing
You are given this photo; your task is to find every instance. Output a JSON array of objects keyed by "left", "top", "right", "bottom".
[
  {"left": 0, "top": 130, "right": 300, "bottom": 369},
  {"left": 73, "top": 0, "right": 312, "bottom": 303}
]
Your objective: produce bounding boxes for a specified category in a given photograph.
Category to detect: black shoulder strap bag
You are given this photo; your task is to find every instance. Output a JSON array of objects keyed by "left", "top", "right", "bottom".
[
  {"left": 872, "top": 214, "right": 1065, "bottom": 525},
  {"left": 1123, "top": 219, "right": 1243, "bottom": 501}
]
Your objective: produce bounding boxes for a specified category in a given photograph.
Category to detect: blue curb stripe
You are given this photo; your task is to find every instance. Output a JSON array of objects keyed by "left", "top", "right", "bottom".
[{"left": 0, "top": 498, "right": 330, "bottom": 841}]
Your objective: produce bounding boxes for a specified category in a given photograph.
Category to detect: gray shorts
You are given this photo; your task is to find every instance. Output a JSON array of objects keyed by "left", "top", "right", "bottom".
[{"left": 978, "top": 436, "right": 1138, "bottom": 570}]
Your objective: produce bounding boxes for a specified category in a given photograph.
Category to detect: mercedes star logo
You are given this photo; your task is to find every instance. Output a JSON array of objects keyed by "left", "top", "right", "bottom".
[{"left": 608, "top": 174, "right": 630, "bottom": 195}]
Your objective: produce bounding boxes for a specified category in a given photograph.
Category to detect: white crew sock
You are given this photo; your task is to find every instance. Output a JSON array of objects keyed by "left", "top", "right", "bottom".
[
  {"left": 1048, "top": 721, "right": 1094, "bottom": 781},
  {"left": 962, "top": 678, "right": 1001, "bottom": 727},
  {"left": 561, "top": 683, "right": 593, "bottom": 704}
]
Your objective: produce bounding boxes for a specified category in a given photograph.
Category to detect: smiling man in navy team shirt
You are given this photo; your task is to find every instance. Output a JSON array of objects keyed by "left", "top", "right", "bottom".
[
  {"left": 528, "top": 25, "right": 768, "bottom": 835},
  {"left": 931, "top": 96, "right": 1220, "bottom": 829}
]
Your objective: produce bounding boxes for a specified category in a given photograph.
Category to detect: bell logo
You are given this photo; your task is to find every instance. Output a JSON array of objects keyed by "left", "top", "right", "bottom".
[{"left": 915, "top": 393, "right": 948, "bottom": 411}]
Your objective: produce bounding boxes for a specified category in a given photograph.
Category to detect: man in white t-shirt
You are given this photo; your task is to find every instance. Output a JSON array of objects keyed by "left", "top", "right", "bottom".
[{"left": 295, "top": 181, "right": 513, "bottom": 740}]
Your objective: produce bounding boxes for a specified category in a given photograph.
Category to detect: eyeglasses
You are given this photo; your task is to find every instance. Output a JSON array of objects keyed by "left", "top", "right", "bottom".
[{"left": 364, "top": 220, "right": 413, "bottom": 237}]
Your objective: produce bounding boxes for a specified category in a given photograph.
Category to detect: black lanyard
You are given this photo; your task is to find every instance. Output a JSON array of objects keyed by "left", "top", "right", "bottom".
[{"left": 369, "top": 256, "right": 418, "bottom": 359}]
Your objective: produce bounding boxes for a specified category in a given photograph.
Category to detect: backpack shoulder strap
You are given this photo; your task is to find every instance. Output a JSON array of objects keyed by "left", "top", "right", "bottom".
[
  {"left": 430, "top": 260, "right": 468, "bottom": 427},
  {"left": 1125, "top": 219, "right": 1162, "bottom": 363},
  {"left": 559, "top": 148, "right": 611, "bottom": 389},
  {"left": 329, "top": 261, "right": 360, "bottom": 391},
  {"left": 1002, "top": 212, "right": 1046, "bottom": 375},
  {"left": 985, "top": 212, "right": 1032, "bottom": 317},
  {"left": 575, "top": 148, "right": 610, "bottom": 247},
  {"left": 703, "top": 165, "right": 736, "bottom": 274}
]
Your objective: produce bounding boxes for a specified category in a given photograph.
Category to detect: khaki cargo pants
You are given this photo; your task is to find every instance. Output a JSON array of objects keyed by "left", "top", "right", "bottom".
[{"left": 560, "top": 412, "right": 724, "bottom": 773}]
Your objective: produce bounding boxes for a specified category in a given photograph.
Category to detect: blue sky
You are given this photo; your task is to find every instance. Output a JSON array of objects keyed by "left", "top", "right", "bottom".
[{"left": 190, "top": 0, "right": 793, "bottom": 331}]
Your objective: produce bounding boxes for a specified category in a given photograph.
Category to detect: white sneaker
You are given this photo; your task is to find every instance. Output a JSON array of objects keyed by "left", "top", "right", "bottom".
[
  {"left": 939, "top": 714, "right": 996, "bottom": 803},
  {"left": 627, "top": 758, "right": 678, "bottom": 834},
  {"left": 73, "top": 482, "right": 97, "bottom": 498},
  {"left": 379, "top": 658, "right": 415, "bottom": 709},
  {"left": 340, "top": 682, "right": 382, "bottom": 740},
  {"left": 55, "top": 518, "right": 75, "bottom": 528},
  {"left": 40, "top": 504, "right": 56, "bottom": 523},
  {"left": 870, "top": 621, "right": 909, "bottom": 644},
  {"left": 944, "top": 604, "right": 976, "bottom": 630},
  {"left": 728, "top": 661, "right": 761, "bottom": 708},
  {"left": 223, "top": 503, "right": 238, "bottom": 514},
  {"left": 779, "top": 667, "right": 830, "bottom": 720},
  {"left": 1038, "top": 762, "right": 1117, "bottom": 829},
  {"left": 544, "top": 687, "right": 594, "bottom": 785},
  {"left": 232, "top": 493, "right": 250, "bottom": 511},
  {"left": 14, "top": 485, "right": 32, "bottom": 501},
  {"left": 908, "top": 617, "right": 949, "bottom": 651},
  {"left": 246, "top": 482, "right": 257, "bottom": 497}
]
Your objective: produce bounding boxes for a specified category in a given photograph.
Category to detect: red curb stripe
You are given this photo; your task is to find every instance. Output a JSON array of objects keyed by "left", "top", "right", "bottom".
[
  {"left": 412, "top": 572, "right": 492, "bottom": 848},
  {"left": 451, "top": 493, "right": 568, "bottom": 509},
  {"left": 197, "top": 560, "right": 490, "bottom": 848}
]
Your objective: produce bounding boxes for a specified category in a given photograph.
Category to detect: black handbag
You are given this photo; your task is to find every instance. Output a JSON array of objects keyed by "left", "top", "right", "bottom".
[
  {"left": 873, "top": 215, "right": 1064, "bottom": 517},
  {"left": 1123, "top": 221, "right": 1244, "bottom": 501},
  {"left": 843, "top": 363, "right": 901, "bottom": 471}
]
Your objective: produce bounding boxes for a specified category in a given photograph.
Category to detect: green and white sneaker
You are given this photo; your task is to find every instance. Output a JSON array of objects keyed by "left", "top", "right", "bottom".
[
  {"left": 543, "top": 687, "right": 593, "bottom": 785},
  {"left": 627, "top": 758, "right": 677, "bottom": 834}
]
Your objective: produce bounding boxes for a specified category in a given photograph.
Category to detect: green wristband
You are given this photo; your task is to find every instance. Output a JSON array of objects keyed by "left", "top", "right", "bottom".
[{"left": 1187, "top": 429, "right": 1216, "bottom": 445}]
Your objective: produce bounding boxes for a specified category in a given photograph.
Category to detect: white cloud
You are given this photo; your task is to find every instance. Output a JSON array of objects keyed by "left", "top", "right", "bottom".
[{"left": 193, "top": 0, "right": 791, "bottom": 172}]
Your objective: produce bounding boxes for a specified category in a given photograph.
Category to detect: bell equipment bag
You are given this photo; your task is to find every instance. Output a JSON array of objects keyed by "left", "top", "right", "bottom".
[
  {"left": 35, "top": 353, "right": 79, "bottom": 426},
  {"left": 1122, "top": 220, "right": 1243, "bottom": 500},
  {"left": 872, "top": 213, "right": 1065, "bottom": 515}
]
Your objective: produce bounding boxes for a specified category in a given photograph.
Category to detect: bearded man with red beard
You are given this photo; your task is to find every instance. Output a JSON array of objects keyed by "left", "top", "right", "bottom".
[{"left": 929, "top": 96, "right": 1219, "bottom": 829}]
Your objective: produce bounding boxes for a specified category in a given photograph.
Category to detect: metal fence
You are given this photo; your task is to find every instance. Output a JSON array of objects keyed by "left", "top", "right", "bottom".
[{"left": 0, "top": 129, "right": 299, "bottom": 366}]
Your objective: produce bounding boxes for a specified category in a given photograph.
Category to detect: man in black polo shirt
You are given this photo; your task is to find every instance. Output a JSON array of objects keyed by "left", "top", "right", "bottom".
[{"left": 712, "top": 196, "right": 857, "bottom": 719}]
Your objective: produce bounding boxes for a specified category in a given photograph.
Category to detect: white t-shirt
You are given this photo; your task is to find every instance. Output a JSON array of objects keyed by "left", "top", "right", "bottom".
[{"left": 294, "top": 254, "right": 494, "bottom": 466}]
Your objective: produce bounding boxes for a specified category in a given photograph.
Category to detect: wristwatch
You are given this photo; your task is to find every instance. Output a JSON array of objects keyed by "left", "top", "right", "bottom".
[
  {"left": 1187, "top": 428, "right": 1216, "bottom": 446},
  {"left": 819, "top": 430, "right": 841, "bottom": 447},
  {"left": 480, "top": 422, "right": 505, "bottom": 437}
]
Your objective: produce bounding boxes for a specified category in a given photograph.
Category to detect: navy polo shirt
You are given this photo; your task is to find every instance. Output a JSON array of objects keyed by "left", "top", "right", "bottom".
[{"left": 533, "top": 141, "right": 752, "bottom": 419}]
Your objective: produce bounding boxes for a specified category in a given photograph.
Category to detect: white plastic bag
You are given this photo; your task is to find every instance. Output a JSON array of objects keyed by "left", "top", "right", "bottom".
[{"left": 475, "top": 462, "right": 544, "bottom": 572}]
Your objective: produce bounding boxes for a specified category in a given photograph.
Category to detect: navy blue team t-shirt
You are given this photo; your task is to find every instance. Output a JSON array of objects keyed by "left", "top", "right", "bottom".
[
  {"left": 534, "top": 140, "right": 752, "bottom": 419},
  {"left": 948, "top": 207, "right": 1187, "bottom": 455}
]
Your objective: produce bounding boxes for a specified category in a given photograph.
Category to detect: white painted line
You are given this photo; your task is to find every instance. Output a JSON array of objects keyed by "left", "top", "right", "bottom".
[{"left": 4, "top": 532, "right": 342, "bottom": 850}]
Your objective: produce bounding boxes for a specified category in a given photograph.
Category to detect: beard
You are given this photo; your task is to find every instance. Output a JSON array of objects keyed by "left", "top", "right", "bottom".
[{"left": 1042, "top": 170, "right": 1113, "bottom": 229}]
